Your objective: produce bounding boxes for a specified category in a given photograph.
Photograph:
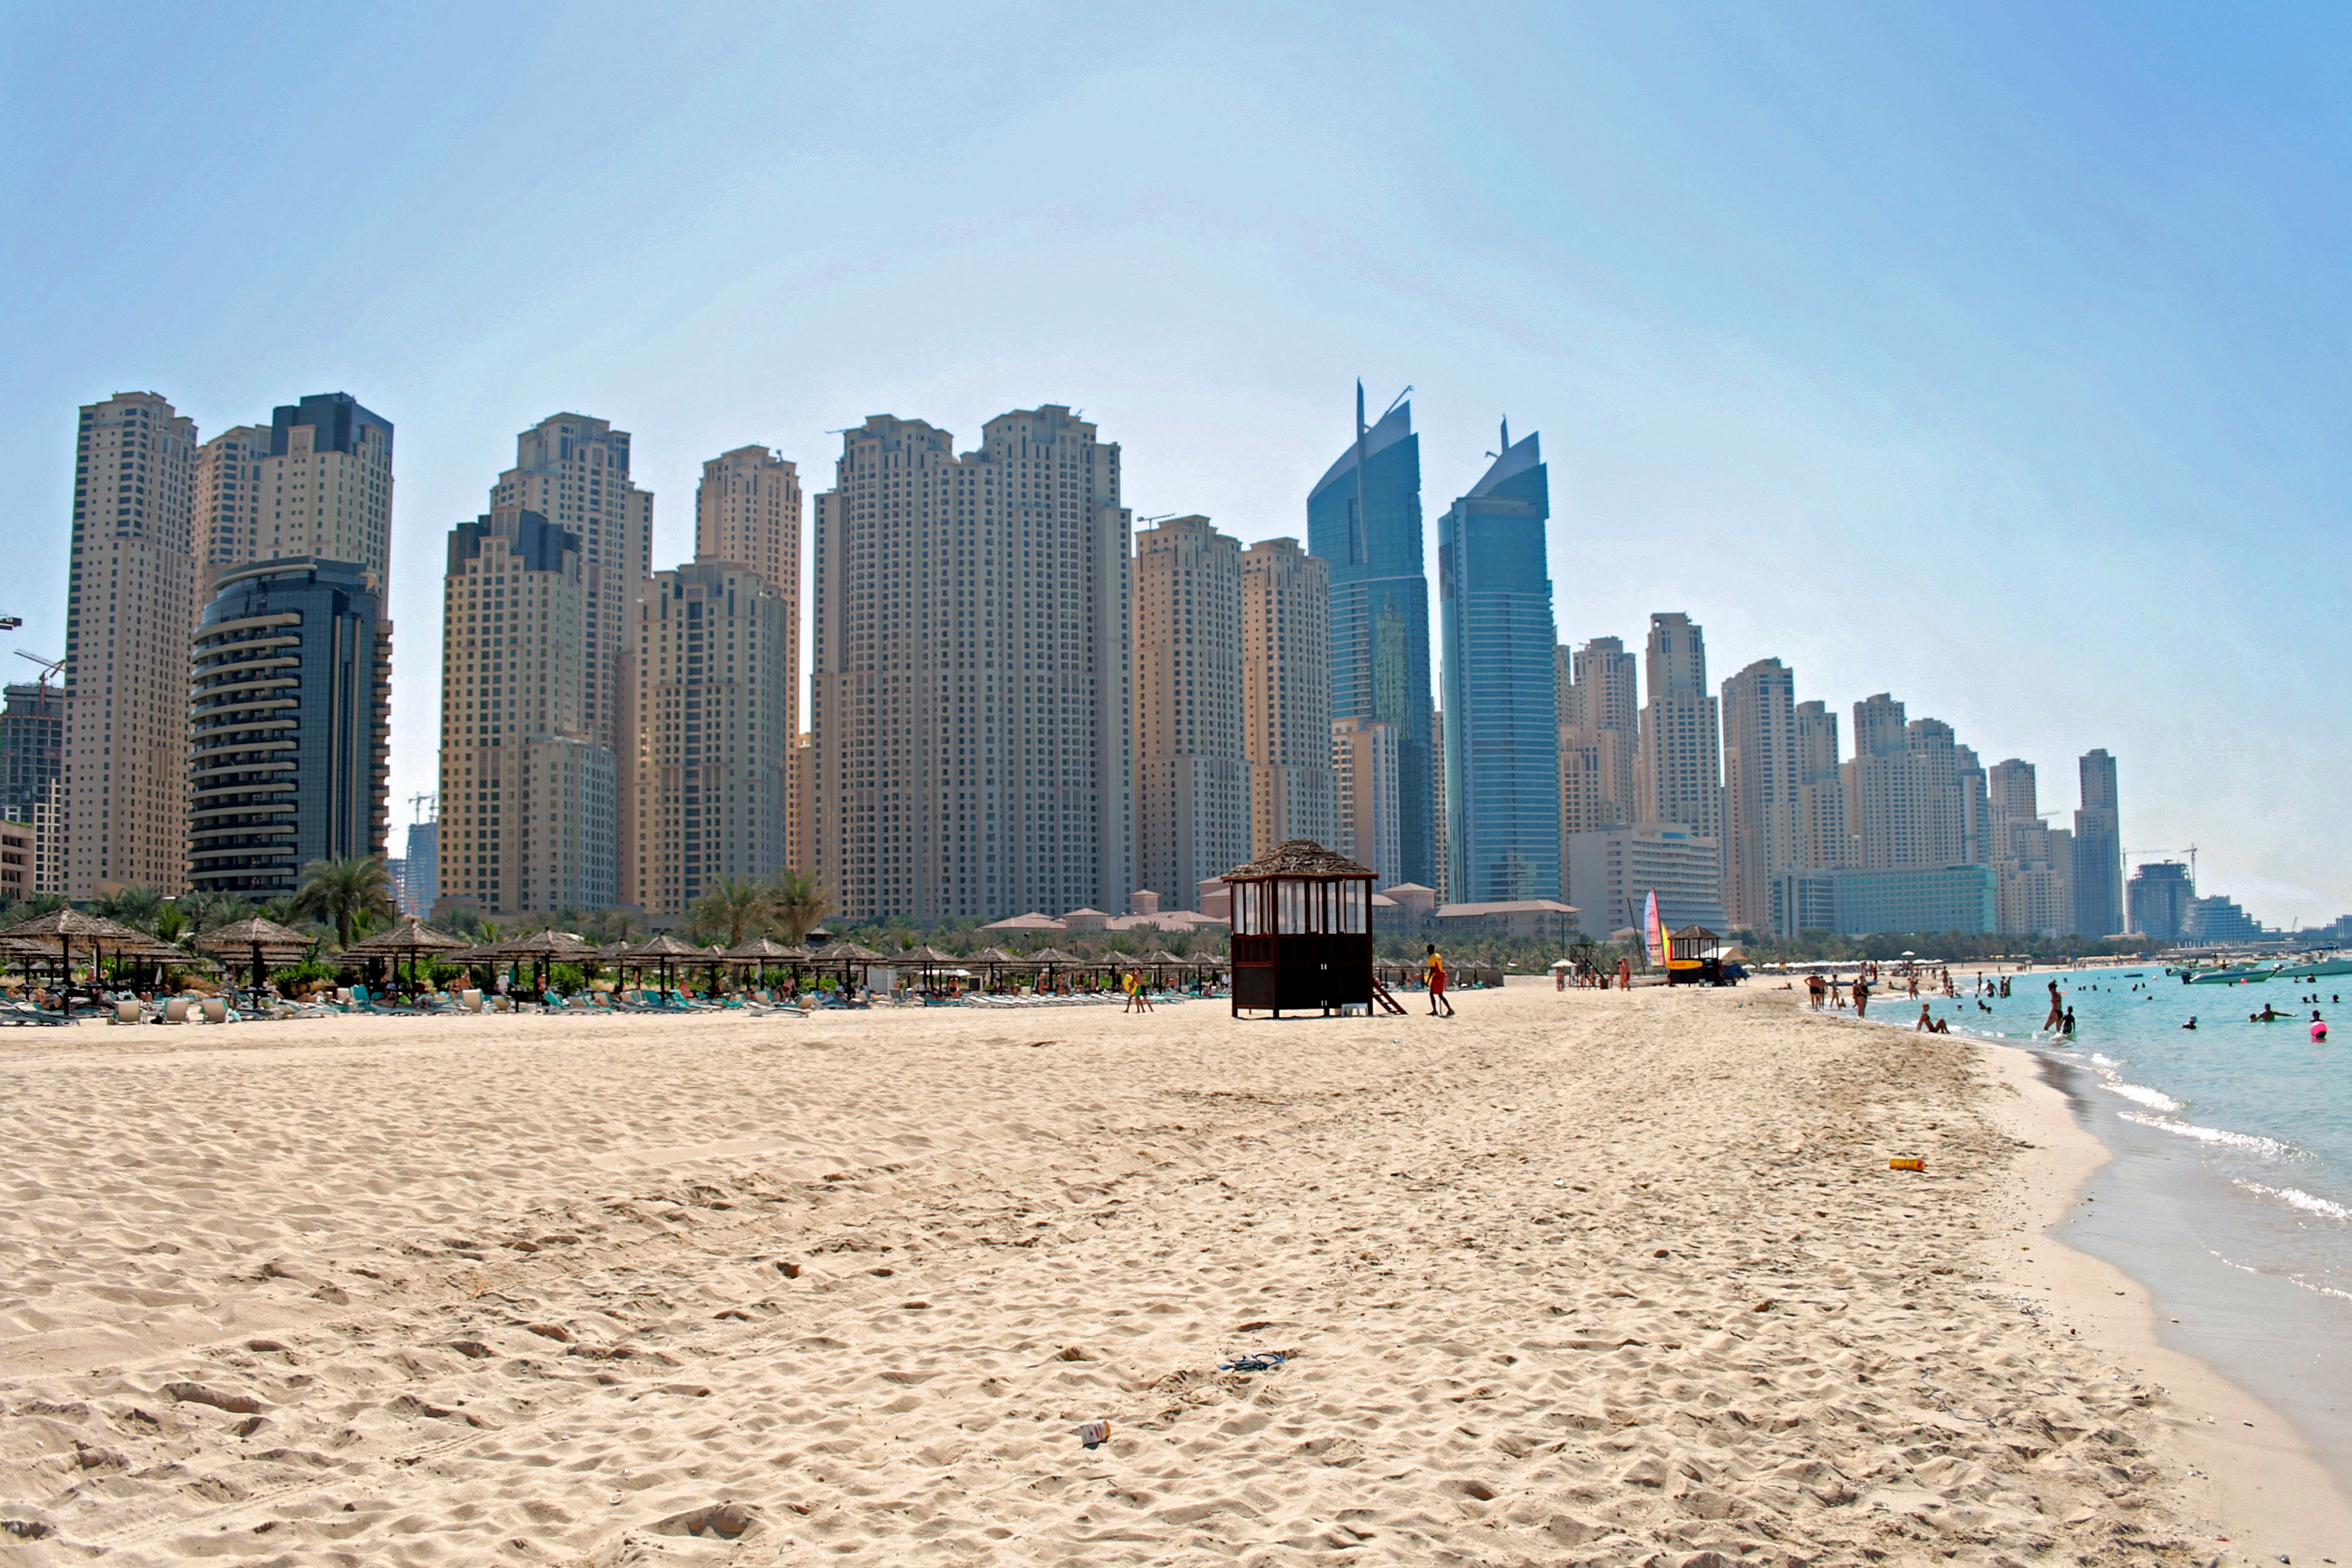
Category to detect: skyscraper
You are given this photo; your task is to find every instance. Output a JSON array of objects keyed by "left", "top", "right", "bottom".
[
  {"left": 1559, "top": 636, "right": 1639, "bottom": 838},
  {"left": 1634, "top": 613, "right": 1721, "bottom": 843},
  {"left": 1243, "top": 537, "right": 1337, "bottom": 857},
  {"left": 193, "top": 423, "right": 269, "bottom": 601},
  {"left": 0, "top": 681, "right": 64, "bottom": 897},
  {"left": 402, "top": 811, "right": 439, "bottom": 916},
  {"left": 1794, "top": 699, "right": 1852, "bottom": 870},
  {"left": 1843, "top": 695, "right": 1979, "bottom": 874},
  {"left": 436, "top": 511, "right": 615, "bottom": 914},
  {"left": 2128, "top": 860, "right": 2193, "bottom": 941},
  {"left": 629, "top": 561, "right": 792, "bottom": 918},
  {"left": 61, "top": 391, "right": 199, "bottom": 897},
  {"left": 488, "top": 414, "right": 654, "bottom": 754},
  {"left": 1134, "top": 515, "right": 1249, "bottom": 910},
  {"left": 2073, "top": 748, "right": 2123, "bottom": 937},
  {"left": 812, "top": 408, "right": 1132, "bottom": 921},
  {"left": 255, "top": 394, "right": 396, "bottom": 581},
  {"left": 1331, "top": 716, "right": 1402, "bottom": 888},
  {"left": 1437, "top": 426, "right": 1560, "bottom": 904},
  {"left": 1719, "top": 658, "right": 1799, "bottom": 930},
  {"left": 187, "top": 559, "right": 391, "bottom": 898},
  {"left": 1307, "top": 388, "right": 1435, "bottom": 887}
]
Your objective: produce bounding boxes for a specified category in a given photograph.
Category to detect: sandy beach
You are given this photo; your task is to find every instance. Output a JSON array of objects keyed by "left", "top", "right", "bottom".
[{"left": 0, "top": 981, "right": 2342, "bottom": 1566}]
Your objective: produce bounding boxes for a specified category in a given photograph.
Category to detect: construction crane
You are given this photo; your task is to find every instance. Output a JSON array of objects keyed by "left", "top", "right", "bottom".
[
  {"left": 2126, "top": 844, "right": 2198, "bottom": 883},
  {"left": 408, "top": 791, "right": 437, "bottom": 825},
  {"left": 12, "top": 648, "right": 64, "bottom": 707}
]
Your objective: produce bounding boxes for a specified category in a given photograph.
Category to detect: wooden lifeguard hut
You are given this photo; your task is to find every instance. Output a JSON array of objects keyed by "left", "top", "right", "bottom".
[
  {"left": 1667, "top": 924, "right": 1722, "bottom": 986},
  {"left": 1225, "top": 839, "right": 1375, "bottom": 1018}
]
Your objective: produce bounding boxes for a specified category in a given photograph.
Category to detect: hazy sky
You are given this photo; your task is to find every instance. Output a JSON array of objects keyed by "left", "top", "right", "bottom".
[{"left": 5, "top": 1, "right": 2347, "bottom": 923}]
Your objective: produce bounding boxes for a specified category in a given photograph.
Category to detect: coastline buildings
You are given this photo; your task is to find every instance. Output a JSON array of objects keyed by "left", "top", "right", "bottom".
[
  {"left": 2128, "top": 860, "right": 2194, "bottom": 941},
  {"left": 400, "top": 809, "right": 439, "bottom": 916},
  {"left": 1987, "top": 758, "right": 2074, "bottom": 937},
  {"left": 1564, "top": 822, "right": 1727, "bottom": 938},
  {"left": 1793, "top": 700, "right": 1852, "bottom": 874},
  {"left": 811, "top": 408, "right": 1132, "bottom": 921},
  {"left": 1719, "top": 658, "right": 1798, "bottom": 931},
  {"left": 186, "top": 558, "right": 391, "bottom": 898},
  {"left": 629, "top": 561, "right": 791, "bottom": 918},
  {"left": 0, "top": 682, "right": 64, "bottom": 898},
  {"left": 1134, "top": 515, "right": 1249, "bottom": 910},
  {"left": 1437, "top": 426, "right": 1560, "bottom": 904},
  {"left": 1241, "top": 537, "right": 1337, "bottom": 856},
  {"left": 2073, "top": 748, "right": 2123, "bottom": 937},
  {"left": 1331, "top": 716, "right": 1402, "bottom": 889},
  {"left": 435, "top": 511, "right": 614, "bottom": 915},
  {"left": 1634, "top": 613, "right": 1721, "bottom": 844},
  {"left": 61, "top": 392, "right": 200, "bottom": 897},
  {"left": 1307, "top": 390, "right": 1436, "bottom": 889},
  {"left": 1558, "top": 636, "right": 1638, "bottom": 838}
]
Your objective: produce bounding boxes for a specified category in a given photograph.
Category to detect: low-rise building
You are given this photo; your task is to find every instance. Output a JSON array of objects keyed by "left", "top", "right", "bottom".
[
  {"left": 1771, "top": 864, "right": 1996, "bottom": 937},
  {"left": 1432, "top": 899, "right": 1579, "bottom": 941},
  {"left": 1564, "top": 822, "right": 1726, "bottom": 938}
]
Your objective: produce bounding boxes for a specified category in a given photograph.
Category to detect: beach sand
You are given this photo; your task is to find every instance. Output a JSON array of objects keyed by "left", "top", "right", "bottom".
[{"left": 0, "top": 981, "right": 2341, "bottom": 1564}]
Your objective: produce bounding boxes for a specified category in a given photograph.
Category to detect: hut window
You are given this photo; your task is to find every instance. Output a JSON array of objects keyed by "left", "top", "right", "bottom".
[{"left": 1339, "top": 881, "right": 1367, "bottom": 933}]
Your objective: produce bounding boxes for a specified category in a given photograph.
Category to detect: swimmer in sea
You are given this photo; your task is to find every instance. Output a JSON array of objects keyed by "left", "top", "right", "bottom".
[{"left": 2183, "top": 1016, "right": 2197, "bottom": 1030}]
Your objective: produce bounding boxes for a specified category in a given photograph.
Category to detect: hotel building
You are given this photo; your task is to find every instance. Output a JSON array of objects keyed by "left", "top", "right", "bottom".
[
  {"left": 1134, "top": 515, "right": 1249, "bottom": 910},
  {"left": 1634, "top": 613, "right": 1722, "bottom": 844},
  {"left": 1242, "top": 537, "right": 1336, "bottom": 858},
  {"left": 1719, "top": 657, "right": 1799, "bottom": 931},
  {"left": 811, "top": 407, "right": 1132, "bottom": 920}
]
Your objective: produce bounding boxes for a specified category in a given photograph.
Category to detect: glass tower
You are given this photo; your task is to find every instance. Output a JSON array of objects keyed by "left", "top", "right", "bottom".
[
  {"left": 1437, "top": 426, "right": 1560, "bottom": 903},
  {"left": 1307, "top": 387, "right": 1434, "bottom": 888}
]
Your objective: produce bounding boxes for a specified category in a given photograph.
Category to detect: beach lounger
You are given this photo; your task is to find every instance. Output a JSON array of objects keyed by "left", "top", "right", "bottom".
[
  {"left": 200, "top": 998, "right": 229, "bottom": 1024},
  {"left": 162, "top": 997, "right": 191, "bottom": 1024},
  {"left": 460, "top": 989, "right": 484, "bottom": 1013}
]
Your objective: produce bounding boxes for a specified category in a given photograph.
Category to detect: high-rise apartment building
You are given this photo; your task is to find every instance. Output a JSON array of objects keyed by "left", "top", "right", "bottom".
[
  {"left": 0, "top": 682, "right": 65, "bottom": 897},
  {"left": 1134, "top": 515, "right": 1249, "bottom": 910},
  {"left": 1719, "top": 658, "right": 1799, "bottom": 931},
  {"left": 787, "top": 733, "right": 814, "bottom": 876},
  {"left": 1437, "top": 428, "right": 1560, "bottom": 904},
  {"left": 629, "top": 561, "right": 792, "bottom": 918},
  {"left": 1634, "top": 613, "right": 1721, "bottom": 843},
  {"left": 1307, "top": 390, "right": 1436, "bottom": 887},
  {"left": 1794, "top": 699, "right": 1852, "bottom": 871},
  {"left": 1987, "top": 757, "right": 2074, "bottom": 936},
  {"left": 401, "top": 812, "right": 439, "bottom": 916},
  {"left": 1842, "top": 694, "right": 1980, "bottom": 874},
  {"left": 1559, "top": 636, "right": 1639, "bottom": 862},
  {"left": 254, "top": 394, "right": 396, "bottom": 581},
  {"left": 187, "top": 558, "right": 391, "bottom": 898},
  {"left": 488, "top": 414, "right": 654, "bottom": 753},
  {"left": 436, "top": 512, "right": 615, "bottom": 914},
  {"left": 2073, "top": 748, "right": 2123, "bottom": 937},
  {"left": 61, "top": 391, "right": 200, "bottom": 897},
  {"left": 1332, "top": 717, "right": 1402, "bottom": 889},
  {"left": 695, "top": 445, "right": 800, "bottom": 727},
  {"left": 2128, "top": 860, "right": 2194, "bottom": 941},
  {"left": 811, "top": 408, "right": 1132, "bottom": 920},
  {"left": 1243, "top": 537, "right": 1336, "bottom": 858},
  {"left": 194, "top": 424, "right": 269, "bottom": 601}
]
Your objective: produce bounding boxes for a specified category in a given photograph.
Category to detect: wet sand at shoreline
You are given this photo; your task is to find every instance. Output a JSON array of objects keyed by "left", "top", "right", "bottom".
[{"left": 0, "top": 982, "right": 2338, "bottom": 1564}]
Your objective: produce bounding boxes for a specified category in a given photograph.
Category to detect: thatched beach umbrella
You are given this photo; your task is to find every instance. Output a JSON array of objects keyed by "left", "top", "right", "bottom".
[
  {"left": 468, "top": 928, "right": 594, "bottom": 991},
  {"left": 192, "top": 915, "right": 316, "bottom": 991},
  {"left": 344, "top": 917, "right": 471, "bottom": 988},
  {"left": 0, "top": 909, "right": 153, "bottom": 997},
  {"left": 624, "top": 933, "right": 706, "bottom": 990}
]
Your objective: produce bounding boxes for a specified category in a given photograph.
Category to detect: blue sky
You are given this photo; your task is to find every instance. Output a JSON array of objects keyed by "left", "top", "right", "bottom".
[{"left": 5, "top": 1, "right": 2347, "bottom": 923}]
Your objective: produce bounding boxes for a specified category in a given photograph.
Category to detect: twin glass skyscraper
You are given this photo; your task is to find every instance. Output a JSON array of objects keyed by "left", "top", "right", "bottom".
[
  {"left": 1308, "top": 388, "right": 1436, "bottom": 890},
  {"left": 1439, "top": 426, "right": 1560, "bottom": 903}
]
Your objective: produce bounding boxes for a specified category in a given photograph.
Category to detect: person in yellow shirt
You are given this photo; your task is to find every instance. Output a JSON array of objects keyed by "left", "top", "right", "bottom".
[{"left": 1423, "top": 944, "right": 1454, "bottom": 1016}]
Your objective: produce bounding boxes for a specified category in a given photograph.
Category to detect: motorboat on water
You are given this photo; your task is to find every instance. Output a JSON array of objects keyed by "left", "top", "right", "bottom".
[
  {"left": 2278, "top": 955, "right": 2352, "bottom": 981},
  {"left": 2184, "top": 961, "right": 2284, "bottom": 985}
]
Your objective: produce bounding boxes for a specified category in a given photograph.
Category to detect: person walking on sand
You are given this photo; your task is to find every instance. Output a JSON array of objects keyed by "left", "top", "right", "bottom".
[
  {"left": 1424, "top": 945, "right": 1454, "bottom": 1016},
  {"left": 1617, "top": 955, "right": 1632, "bottom": 991}
]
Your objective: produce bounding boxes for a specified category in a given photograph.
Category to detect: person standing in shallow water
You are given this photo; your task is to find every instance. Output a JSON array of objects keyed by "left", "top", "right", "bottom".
[
  {"left": 2043, "top": 980, "right": 2065, "bottom": 1034},
  {"left": 1851, "top": 976, "right": 1869, "bottom": 1018}
]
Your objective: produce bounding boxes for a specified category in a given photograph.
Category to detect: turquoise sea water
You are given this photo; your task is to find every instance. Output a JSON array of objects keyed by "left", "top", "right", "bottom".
[{"left": 1894, "top": 965, "right": 2352, "bottom": 1484}]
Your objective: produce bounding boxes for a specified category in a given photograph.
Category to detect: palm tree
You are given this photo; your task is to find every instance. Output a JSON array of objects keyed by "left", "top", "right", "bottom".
[
  {"left": 94, "top": 885, "right": 166, "bottom": 933},
  {"left": 289, "top": 856, "right": 396, "bottom": 949},
  {"left": 768, "top": 868, "right": 831, "bottom": 944},
  {"left": 691, "top": 878, "right": 770, "bottom": 947}
]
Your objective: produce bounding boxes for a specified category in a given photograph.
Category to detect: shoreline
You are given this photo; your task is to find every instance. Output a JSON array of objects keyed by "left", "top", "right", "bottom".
[
  {"left": 0, "top": 985, "right": 2344, "bottom": 1562},
  {"left": 1969, "top": 1025, "right": 2352, "bottom": 1556}
]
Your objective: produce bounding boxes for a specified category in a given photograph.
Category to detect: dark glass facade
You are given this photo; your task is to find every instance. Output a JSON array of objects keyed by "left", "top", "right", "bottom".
[
  {"left": 0, "top": 682, "right": 63, "bottom": 814},
  {"left": 188, "top": 558, "right": 391, "bottom": 896},
  {"left": 1439, "top": 430, "right": 1560, "bottom": 903},
  {"left": 1307, "top": 394, "right": 1434, "bottom": 887}
]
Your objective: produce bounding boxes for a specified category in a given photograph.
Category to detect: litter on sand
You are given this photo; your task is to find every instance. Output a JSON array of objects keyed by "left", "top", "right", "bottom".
[
  {"left": 1076, "top": 1420, "right": 1111, "bottom": 1449},
  {"left": 1218, "top": 1353, "right": 1286, "bottom": 1373},
  {"left": 1888, "top": 1157, "right": 1926, "bottom": 1171}
]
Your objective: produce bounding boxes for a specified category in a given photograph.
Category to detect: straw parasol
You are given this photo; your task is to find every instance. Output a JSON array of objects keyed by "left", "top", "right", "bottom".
[
  {"left": 344, "top": 918, "right": 471, "bottom": 988},
  {"left": 722, "top": 937, "right": 800, "bottom": 986},
  {"left": 623, "top": 932, "right": 706, "bottom": 988},
  {"left": 466, "top": 928, "right": 595, "bottom": 991},
  {"left": 190, "top": 915, "right": 315, "bottom": 993}
]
